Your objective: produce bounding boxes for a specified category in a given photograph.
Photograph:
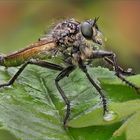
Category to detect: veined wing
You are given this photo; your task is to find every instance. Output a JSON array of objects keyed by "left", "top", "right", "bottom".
[{"left": 2, "top": 38, "right": 57, "bottom": 67}]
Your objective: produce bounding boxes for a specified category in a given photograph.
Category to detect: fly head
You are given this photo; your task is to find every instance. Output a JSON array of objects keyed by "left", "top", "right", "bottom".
[{"left": 80, "top": 17, "right": 103, "bottom": 46}]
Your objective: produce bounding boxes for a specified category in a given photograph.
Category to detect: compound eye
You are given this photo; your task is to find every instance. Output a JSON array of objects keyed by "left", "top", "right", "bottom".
[{"left": 81, "top": 22, "right": 93, "bottom": 39}]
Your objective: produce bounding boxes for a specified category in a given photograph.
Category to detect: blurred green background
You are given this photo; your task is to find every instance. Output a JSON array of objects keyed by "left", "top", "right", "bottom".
[{"left": 0, "top": 0, "right": 140, "bottom": 72}]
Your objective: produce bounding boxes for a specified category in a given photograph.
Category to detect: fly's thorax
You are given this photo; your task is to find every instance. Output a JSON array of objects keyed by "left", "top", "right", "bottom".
[
  {"left": 79, "top": 45, "right": 93, "bottom": 60},
  {"left": 51, "top": 19, "right": 79, "bottom": 48},
  {"left": 48, "top": 18, "right": 104, "bottom": 65}
]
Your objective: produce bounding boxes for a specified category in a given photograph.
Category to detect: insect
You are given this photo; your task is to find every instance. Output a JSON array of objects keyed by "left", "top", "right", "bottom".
[{"left": 0, "top": 18, "right": 139, "bottom": 127}]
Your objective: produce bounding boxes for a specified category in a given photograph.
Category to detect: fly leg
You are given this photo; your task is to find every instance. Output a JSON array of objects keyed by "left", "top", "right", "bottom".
[
  {"left": 0, "top": 59, "right": 64, "bottom": 88},
  {"left": 104, "top": 57, "right": 135, "bottom": 76},
  {"left": 79, "top": 61, "right": 108, "bottom": 115},
  {"left": 92, "top": 50, "right": 140, "bottom": 91},
  {"left": 55, "top": 65, "right": 75, "bottom": 127}
]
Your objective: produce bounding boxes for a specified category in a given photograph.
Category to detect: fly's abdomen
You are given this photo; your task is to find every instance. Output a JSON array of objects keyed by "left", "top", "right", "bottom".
[{"left": 0, "top": 40, "right": 57, "bottom": 67}]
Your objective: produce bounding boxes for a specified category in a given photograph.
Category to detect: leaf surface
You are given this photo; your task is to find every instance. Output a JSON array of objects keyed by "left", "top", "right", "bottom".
[{"left": 0, "top": 66, "right": 139, "bottom": 140}]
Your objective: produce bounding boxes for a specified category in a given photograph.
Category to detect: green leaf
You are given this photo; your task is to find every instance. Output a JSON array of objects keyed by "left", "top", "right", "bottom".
[
  {"left": 68, "top": 100, "right": 140, "bottom": 127},
  {"left": 0, "top": 66, "right": 139, "bottom": 140},
  {"left": 113, "top": 110, "right": 140, "bottom": 140}
]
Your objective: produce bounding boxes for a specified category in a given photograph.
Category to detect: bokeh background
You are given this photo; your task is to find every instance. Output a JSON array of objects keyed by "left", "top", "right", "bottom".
[{"left": 0, "top": 0, "right": 140, "bottom": 72}]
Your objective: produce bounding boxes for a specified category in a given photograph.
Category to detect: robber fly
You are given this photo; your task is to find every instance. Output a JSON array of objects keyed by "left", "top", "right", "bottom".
[{"left": 0, "top": 18, "right": 139, "bottom": 126}]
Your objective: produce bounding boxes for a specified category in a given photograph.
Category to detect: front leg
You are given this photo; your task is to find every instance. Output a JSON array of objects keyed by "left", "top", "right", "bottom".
[
  {"left": 91, "top": 50, "right": 140, "bottom": 92},
  {"left": 104, "top": 57, "right": 135, "bottom": 76}
]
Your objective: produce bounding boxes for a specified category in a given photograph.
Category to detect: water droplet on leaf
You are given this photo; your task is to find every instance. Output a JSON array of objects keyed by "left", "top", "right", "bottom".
[{"left": 103, "top": 111, "right": 117, "bottom": 122}]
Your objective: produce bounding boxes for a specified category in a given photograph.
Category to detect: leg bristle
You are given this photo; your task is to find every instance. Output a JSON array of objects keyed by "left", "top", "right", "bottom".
[{"left": 117, "top": 74, "right": 140, "bottom": 93}]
